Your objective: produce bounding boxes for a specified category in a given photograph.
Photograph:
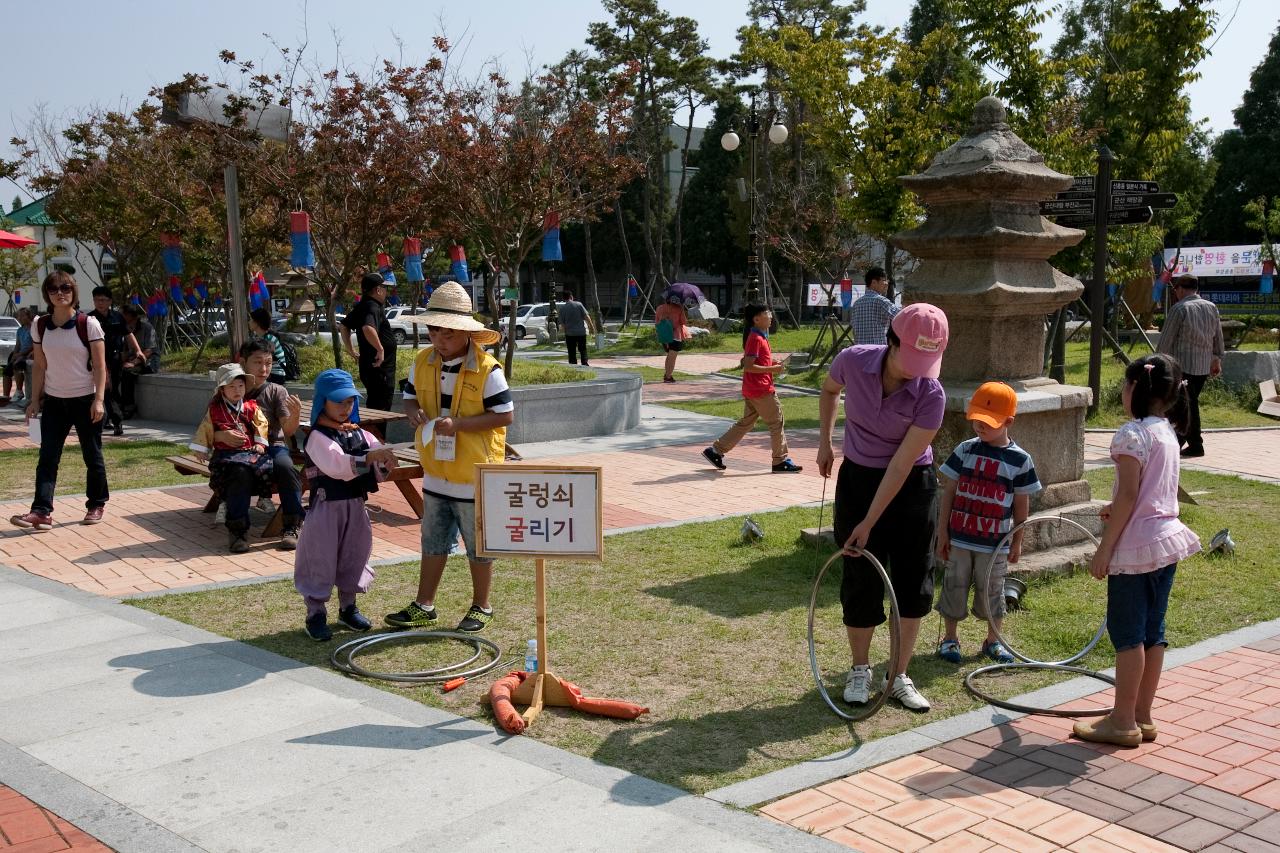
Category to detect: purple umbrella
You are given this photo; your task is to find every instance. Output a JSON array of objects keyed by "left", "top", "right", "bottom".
[{"left": 663, "top": 282, "right": 705, "bottom": 306}]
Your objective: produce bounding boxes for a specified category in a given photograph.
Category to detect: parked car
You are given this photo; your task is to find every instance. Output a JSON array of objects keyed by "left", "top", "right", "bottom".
[
  {"left": 498, "top": 303, "right": 559, "bottom": 340},
  {"left": 0, "top": 316, "right": 19, "bottom": 345},
  {"left": 383, "top": 306, "right": 430, "bottom": 345}
]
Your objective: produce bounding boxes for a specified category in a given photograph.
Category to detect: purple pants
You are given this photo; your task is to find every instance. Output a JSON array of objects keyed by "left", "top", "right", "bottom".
[{"left": 293, "top": 496, "right": 375, "bottom": 617}]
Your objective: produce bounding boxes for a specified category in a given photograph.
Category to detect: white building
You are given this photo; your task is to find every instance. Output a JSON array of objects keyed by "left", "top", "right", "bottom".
[{"left": 5, "top": 197, "right": 113, "bottom": 311}]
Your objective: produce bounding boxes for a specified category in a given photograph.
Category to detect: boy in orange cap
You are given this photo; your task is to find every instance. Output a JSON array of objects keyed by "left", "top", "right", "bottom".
[{"left": 935, "top": 382, "right": 1041, "bottom": 664}]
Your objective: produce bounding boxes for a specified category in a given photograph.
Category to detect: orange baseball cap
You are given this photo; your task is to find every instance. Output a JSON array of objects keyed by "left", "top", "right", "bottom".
[{"left": 967, "top": 382, "right": 1017, "bottom": 428}]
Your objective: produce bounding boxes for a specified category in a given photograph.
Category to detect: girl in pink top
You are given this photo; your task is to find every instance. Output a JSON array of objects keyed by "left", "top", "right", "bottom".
[{"left": 1074, "top": 354, "right": 1200, "bottom": 748}]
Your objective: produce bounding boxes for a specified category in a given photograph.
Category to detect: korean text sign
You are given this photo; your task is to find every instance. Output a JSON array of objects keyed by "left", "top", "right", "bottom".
[{"left": 476, "top": 465, "right": 603, "bottom": 560}]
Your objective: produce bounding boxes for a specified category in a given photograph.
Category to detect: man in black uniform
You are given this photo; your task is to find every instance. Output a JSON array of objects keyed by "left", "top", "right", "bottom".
[
  {"left": 341, "top": 273, "right": 397, "bottom": 411},
  {"left": 89, "top": 286, "right": 139, "bottom": 436}
]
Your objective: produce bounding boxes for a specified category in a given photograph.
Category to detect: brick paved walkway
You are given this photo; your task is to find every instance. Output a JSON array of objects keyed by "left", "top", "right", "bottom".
[
  {"left": 0, "top": 785, "right": 112, "bottom": 852},
  {"left": 1085, "top": 429, "right": 1280, "bottom": 482},
  {"left": 761, "top": 635, "right": 1280, "bottom": 852},
  {"left": 0, "top": 430, "right": 834, "bottom": 596}
]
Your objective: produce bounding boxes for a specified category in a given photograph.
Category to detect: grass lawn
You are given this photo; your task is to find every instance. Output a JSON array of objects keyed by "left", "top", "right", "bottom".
[
  {"left": 661, "top": 394, "right": 837, "bottom": 431},
  {"left": 163, "top": 342, "right": 592, "bottom": 388},
  {"left": 686, "top": 337, "right": 1272, "bottom": 430},
  {"left": 129, "top": 467, "right": 1280, "bottom": 794},
  {"left": 0, "top": 440, "right": 189, "bottom": 502}
]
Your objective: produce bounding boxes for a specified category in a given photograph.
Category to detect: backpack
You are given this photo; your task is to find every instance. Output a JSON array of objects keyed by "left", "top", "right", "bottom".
[
  {"left": 278, "top": 338, "right": 302, "bottom": 381},
  {"left": 655, "top": 317, "right": 675, "bottom": 345},
  {"left": 38, "top": 311, "right": 94, "bottom": 369}
]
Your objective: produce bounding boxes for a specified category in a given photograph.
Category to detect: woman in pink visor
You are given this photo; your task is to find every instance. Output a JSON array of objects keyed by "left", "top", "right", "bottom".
[{"left": 816, "top": 303, "right": 949, "bottom": 713}]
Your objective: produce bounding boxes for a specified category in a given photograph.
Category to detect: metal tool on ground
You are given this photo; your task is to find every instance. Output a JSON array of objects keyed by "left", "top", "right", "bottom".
[
  {"left": 330, "top": 630, "right": 508, "bottom": 684},
  {"left": 962, "top": 515, "right": 1114, "bottom": 717},
  {"left": 808, "top": 548, "right": 902, "bottom": 723}
]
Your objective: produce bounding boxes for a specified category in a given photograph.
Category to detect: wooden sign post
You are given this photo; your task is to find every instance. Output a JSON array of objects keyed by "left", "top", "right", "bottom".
[{"left": 475, "top": 464, "right": 603, "bottom": 727}]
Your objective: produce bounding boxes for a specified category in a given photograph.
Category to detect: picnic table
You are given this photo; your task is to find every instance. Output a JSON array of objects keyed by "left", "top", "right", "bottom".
[{"left": 167, "top": 405, "right": 427, "bottom": 532}]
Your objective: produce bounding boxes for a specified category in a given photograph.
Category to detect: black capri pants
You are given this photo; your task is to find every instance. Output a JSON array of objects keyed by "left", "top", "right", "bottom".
[{"left": 834, "top": 460, "right": 938, "bottom": 627}]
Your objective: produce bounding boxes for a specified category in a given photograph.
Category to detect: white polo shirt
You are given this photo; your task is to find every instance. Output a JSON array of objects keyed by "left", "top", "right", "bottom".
[{"left": 30, "top": 314, "right": 104, "bottom": 399}]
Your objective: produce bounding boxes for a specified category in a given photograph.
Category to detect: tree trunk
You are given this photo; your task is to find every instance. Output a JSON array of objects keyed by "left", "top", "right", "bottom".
[
  {"left": 616, "top": 203, "right": 636, "bottom": 328},
  {"left": 584, "top": 219, "right": 603, "bottom": 329},
  {"left": 669, "top": 106, "right": 696, "bottom": 281}
]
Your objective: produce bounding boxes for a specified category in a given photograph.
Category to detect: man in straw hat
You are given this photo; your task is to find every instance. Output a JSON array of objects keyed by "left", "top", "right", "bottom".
[{"left": 385, "top": 282, "right": 515, "bottom": 633}]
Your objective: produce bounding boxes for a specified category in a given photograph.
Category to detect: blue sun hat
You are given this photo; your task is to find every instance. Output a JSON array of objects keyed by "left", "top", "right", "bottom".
[{"left": 311, "top": 369, "right": 363, "bottom": 425}]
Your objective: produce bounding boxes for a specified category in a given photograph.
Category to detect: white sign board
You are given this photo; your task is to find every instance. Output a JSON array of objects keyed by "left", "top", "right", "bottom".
[
  {"left": 476, "top": 464, "right": 603, "bottom": 560},
  {"left": 1164, "top": 245, "right": 1266, "bottom": 279},
  {"left": 806, "top": 283, "right": 835, "bottom": 306}
]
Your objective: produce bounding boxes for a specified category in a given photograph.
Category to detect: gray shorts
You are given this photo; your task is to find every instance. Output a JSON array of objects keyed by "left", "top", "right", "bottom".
[
  {"left": 419, "top": 491, "right": 492, "bottom": 563},
  {"left": 936, "top": 546, "right": 1008, "bottom": 621}
]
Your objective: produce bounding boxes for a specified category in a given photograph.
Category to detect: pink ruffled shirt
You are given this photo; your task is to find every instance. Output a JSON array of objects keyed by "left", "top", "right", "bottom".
[{"left": 1107, "top": 416, "right": 1201, "bottom": 574}]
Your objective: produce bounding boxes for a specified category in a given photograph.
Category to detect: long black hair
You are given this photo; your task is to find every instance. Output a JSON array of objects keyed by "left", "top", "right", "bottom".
[{"left": 1124, "top": 353, "right": 1189, "bottom": 433}]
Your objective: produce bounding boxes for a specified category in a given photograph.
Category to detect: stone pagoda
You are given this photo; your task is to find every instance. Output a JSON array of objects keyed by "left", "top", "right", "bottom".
[{"left": 895, "top": 96, "right": 1099, "bottom": 560}]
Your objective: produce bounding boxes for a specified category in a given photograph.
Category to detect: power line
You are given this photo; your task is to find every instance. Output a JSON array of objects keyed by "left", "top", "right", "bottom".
[{"left": 1205, "top": 0, "right": 1243, "bottom": 54}]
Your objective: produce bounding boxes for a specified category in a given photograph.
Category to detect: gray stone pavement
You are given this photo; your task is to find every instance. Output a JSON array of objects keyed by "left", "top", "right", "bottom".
[{"left": 0, "top": 569, "right": 838, "bottom": 853}]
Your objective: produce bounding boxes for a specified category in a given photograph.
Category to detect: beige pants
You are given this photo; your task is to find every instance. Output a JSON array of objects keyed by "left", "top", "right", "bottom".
[{"left": 713, "top": 392, "right": 789, "bottom": 465}]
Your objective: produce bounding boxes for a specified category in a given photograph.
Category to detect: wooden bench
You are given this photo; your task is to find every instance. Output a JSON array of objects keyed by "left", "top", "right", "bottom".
[{"left": 167, "top": 451, "right": 425, "bottom": 535}]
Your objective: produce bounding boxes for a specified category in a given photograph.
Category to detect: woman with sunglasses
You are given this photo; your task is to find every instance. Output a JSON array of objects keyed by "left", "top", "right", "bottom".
[{"left": 10, "top": 271, "right": 110, "bottom": 531}]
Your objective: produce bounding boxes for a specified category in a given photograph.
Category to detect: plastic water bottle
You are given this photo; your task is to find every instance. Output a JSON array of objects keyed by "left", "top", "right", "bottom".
[{"left": 524, "top": 639, "right": 538, "bottom": 673}]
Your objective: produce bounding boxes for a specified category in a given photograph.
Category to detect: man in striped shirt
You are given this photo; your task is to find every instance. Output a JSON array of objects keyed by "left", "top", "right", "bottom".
[
  {"left": 1157, "top": 274, "right": 1223, "bottom": 458},
  {"left": 850, "top": 267, "right": 899, "bottom": 346}
]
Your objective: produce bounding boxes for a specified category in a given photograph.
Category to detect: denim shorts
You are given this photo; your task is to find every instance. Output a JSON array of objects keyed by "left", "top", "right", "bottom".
[
  {"left": 1107, "top": 564, "right": 1177, "bottom": 651},
  {"left": 420, "top": 491, "right": 492, "bottom": 563}
]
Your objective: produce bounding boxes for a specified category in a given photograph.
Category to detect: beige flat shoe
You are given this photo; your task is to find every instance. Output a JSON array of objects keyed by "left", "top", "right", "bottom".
[
  {"left": 1138, "top": 722, "right": 1158, "bottom": 742},
  {"left": 1073, "top": 717, "right": 1142, "bottom": 747}
]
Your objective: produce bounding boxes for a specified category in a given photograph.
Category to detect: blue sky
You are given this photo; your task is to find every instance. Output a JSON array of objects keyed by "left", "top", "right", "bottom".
[{"left": 2, "top": 1, "right": 1273, "bottom": 204}]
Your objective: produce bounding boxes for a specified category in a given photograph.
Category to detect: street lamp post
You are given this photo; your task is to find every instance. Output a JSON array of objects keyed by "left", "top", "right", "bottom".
[{"left": 721, "top": 93, "right": 788, "bottom": 309}]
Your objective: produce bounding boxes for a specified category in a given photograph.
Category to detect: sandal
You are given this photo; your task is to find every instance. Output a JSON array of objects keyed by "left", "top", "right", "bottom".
[{"left": 1072, "top": 716, "right": 1141, "bottom": 747}]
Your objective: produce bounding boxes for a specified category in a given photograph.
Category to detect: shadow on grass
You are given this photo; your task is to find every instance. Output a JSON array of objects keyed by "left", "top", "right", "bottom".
[{"left": 593, "top": 689, "right": 859, "bottom": 793}]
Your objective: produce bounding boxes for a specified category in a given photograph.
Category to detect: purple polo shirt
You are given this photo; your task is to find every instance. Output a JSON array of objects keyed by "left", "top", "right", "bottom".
[{"left": 829, "top": 345, "right": 945, "bottom": 468}]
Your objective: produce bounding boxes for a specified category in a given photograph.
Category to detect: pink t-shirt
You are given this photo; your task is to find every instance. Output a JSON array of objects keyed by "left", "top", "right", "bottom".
[{"left": 1107, "top": 416, "right": 1201, "bottom": 574}]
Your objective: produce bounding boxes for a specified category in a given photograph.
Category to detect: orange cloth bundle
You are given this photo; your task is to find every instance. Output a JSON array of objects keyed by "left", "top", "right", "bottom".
[{"left": 488, "top": 670, "right": 650, "bottom": 735}]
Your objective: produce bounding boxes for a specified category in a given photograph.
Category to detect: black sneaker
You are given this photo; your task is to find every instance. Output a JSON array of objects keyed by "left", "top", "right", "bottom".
[
  {"left": 702, "top": 447, "right": 726, "bottom": 470},
  {"left": 772, "top": 459, "right": 804, "bottom": 473},
  {"left": 337, "top": 605, "right": 372, "bottom": 632},
  {"left": 305, "top": 613, "right": 332, "bottom": 641},
  {"left": 112, "top": 423, "right": 124, "bottom": 436},
  {"left": 1180, "top": 447, "right": 1205, "bottom": 458},
  {"left": 456, "top": 604, "right": 494, "bottom": 633},
  {"left": 384, "top": 601, "right": 438, "bottom": 629}
]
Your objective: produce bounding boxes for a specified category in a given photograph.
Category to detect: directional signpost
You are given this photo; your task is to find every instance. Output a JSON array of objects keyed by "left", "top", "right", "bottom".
[{"left": 1037, "top": 153, "right": 1180, "bottom": 416}]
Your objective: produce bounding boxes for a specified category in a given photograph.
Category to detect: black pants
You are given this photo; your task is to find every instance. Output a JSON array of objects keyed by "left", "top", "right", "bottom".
[
  {"left": 360, "top": 362, "right": 396, "bottom": 411},
  {"left": 104, "top": 362, "right": 124, "bottom": 428},
  {"left": 119, "top": 355, "right": 158, "bottom": 414},
  {"left": 34, "top": 394, "right": 108, "bottom": 515},
  {"left": 833, "top": 460, "right": 938, "bottom": 626},
  {"left": 566, "top": 334, "right": 589, "bottom": 365},
  {"left": 1181, "top": 373, "right": 1207, "bottom": 452}
]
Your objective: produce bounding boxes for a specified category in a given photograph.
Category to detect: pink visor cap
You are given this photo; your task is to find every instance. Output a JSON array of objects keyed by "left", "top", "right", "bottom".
[{"left": 891, "top": 303, "right": 949, "bottom": 379}]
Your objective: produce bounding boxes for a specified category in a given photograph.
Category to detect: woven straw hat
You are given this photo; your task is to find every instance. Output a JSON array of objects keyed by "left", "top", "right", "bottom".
[{"left": 408, "top": 282, "right": 502, "bottom": 346}]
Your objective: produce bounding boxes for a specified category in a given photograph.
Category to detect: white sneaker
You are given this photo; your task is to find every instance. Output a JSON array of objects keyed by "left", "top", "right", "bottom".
[
  {"left": 843, "top": 665, "right": 872, "bottom": 704},
  {"left": 881, "top": 673, "right": 931, "bottom": 712},
  {"left": 10, "top": 394, "right": 25, "bottom": 407},
  {"left": 214, "top": 504, "right": 227, "bottom": 525},
  {"left": 257, "top": 497, "right": 276, "bottom": 514}
]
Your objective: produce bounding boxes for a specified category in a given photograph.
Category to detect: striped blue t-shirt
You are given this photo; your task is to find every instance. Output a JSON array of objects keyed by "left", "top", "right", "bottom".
[{"left": 939, "top": 438, "right": 1041, "bottom": 553}]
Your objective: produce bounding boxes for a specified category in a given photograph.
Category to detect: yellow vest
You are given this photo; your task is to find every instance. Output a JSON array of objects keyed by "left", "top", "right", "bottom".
[{"left": 412, "top": 343, "right": 507, "bottom": 484}]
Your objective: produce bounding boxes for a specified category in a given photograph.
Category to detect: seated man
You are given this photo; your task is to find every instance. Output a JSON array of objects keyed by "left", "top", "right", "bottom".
[{"left": 237, "top": 340, "right": 306, "bottom": 549}]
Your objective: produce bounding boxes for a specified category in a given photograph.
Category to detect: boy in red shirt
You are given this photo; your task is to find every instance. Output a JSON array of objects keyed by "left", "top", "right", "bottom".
[{"left": 702, "top": 305, "right": 803, "bottom": 473}]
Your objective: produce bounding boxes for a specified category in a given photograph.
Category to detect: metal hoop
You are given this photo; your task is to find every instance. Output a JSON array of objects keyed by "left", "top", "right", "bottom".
[
  {"left": 330, "top": 630, "right": 503, "bottom": 683},
  {"left": 982, "top": 515, "right": 1105, "bottom": 667},
  {"left": 964, "top": 663, "right": 1114, "bottom": 717},
  {"left": 808, "top": 549, "right": 901, "bottom": 722}
]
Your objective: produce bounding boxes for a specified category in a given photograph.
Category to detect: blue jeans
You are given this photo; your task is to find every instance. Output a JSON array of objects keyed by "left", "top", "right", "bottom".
[
  {"left": 34, "top": 394, "right": 108, "bottom": 515},
  {"left": 1107, "top": 565, "right": 1177, "bottom": 651}
]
